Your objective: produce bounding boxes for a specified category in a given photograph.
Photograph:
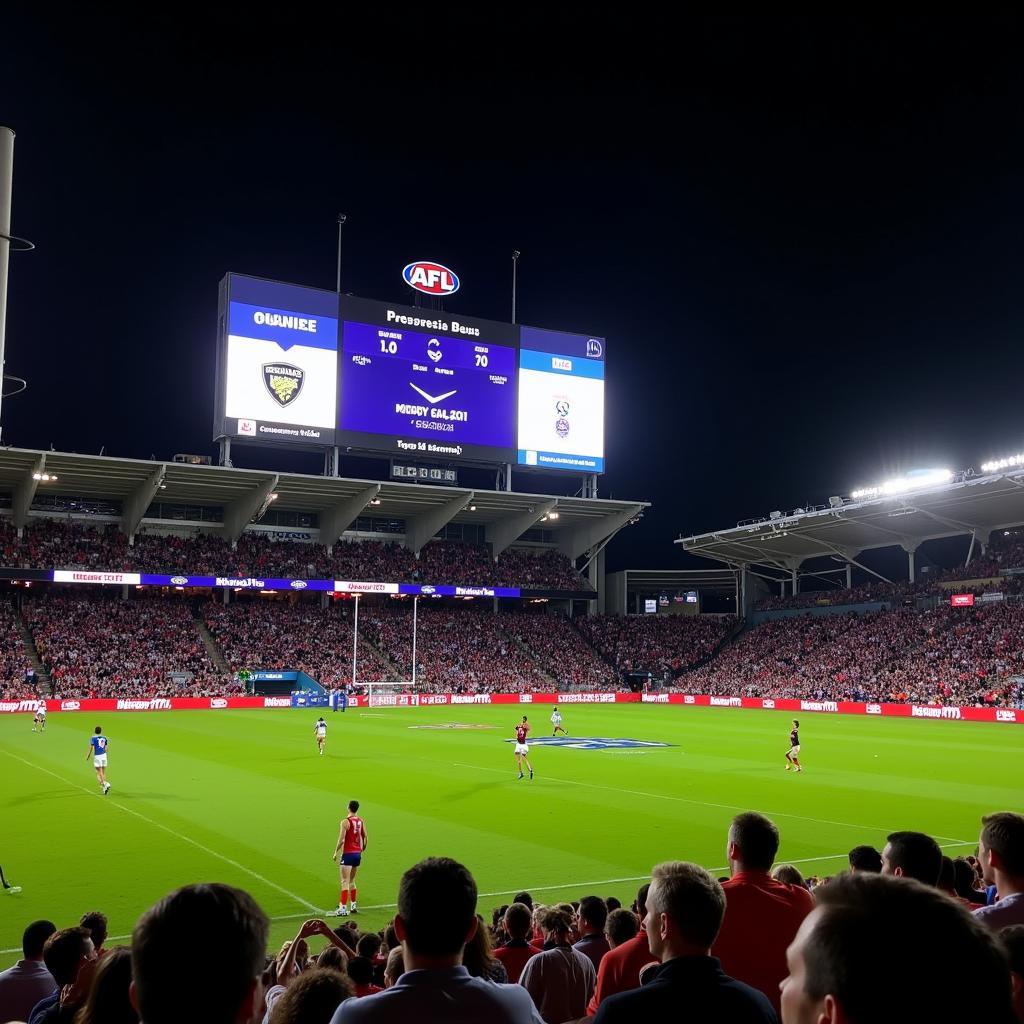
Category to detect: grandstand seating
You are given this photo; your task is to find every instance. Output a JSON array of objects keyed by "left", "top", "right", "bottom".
[
  {"left": 0, "top": 600, "right": 30, "bottom": 700},
  {"left": 0, "top": 518, "right": 588, "bottom": 591},
  {"left": 498, "top": 611, "right": 617, "bottom": 690}
]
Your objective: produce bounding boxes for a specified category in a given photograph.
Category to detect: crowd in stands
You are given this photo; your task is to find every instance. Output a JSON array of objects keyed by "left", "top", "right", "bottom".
[
  {"left": 687, "top": 603, "right": 1024, "bottom": 707},
  {"left": 0, "top": 517, "right": 587, "bottom": 591},
  {"left": 204, "top": 601, "right": 392, "bottom": 686},
  {"left": 22, "top": 594, "right": 228, "bottom": 699},
  {"left": 358, "top": 606, "right": 550, "bottom": 692},
  {"left": 498, "top": 613, "right": 617, "bottom": 689},
  {"left": 578, "top": 613, "right": 735, "bottom": 677},
  {"left": 4, "top": 810, "right": 1024, "bottom": 1023},
  {"left": 0, "top": 601, "right": 30, "bottom": 700}
]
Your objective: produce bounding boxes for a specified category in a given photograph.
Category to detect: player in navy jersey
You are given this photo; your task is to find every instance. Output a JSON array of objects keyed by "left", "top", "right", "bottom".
[
  {"left": 514, "top": 715, "right": 534, "bottom": 780},
  {"left": 785, "top": 719, "right": 802, "bottom": 773},
  {"left": 87, "top": 725, "right": 111, "bottom": 794}
]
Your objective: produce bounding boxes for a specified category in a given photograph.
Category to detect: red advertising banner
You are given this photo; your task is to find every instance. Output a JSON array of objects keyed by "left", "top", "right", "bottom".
[{"left": 0, "top": 692, "right": 1017, "bottom": 723}]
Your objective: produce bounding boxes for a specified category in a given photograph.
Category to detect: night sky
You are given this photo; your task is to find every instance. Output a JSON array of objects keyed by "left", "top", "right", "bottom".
[{"left": 2, "top": 14, "right": 1022, "bottom": 573}]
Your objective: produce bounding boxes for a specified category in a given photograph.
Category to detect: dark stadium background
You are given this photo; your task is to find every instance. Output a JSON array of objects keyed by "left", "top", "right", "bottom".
[{"left": 1, "top": 13, "right": 1022, "bottom": 576}]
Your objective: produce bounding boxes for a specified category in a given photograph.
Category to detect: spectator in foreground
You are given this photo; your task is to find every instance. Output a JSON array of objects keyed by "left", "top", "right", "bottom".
[
  {"left": 976, "top": 812, "right": 1024, "bottom": 929},
  {"left": 268, "top": 969, "right": 354, "bottom": 1024},
  {"left": 494, "top": 903, "right": 541, "bottom": 984},
  {"left": 0, "top": 920, "right": 57, "bottom": 1023},
  {"left": 345, "top": 958, "right": 382, "bottom": 998},
  {"left": 29, "top": 926, "right": 97, "bottom": 1024},
  {"left": 604, "top": 909, "right": 639, "bottom": 950},
  {"left": 330, "top": 857, "right": 543, "bottom": 1023},
  {"left": 847, "top": 845, "right": 882, "bottom": 873},
  {"left": 711, "top": 812, "right": 814, "bottom": 1015},
  {"left": 79, "top": 912, "right": 108, "bottom": 958},
  {"left": 518, "top": 907, "right": 596, "bottom": 1023},
  {"left": 74, "top": 946, "right": 138, "bottom": 1024},
  {"left": 574, "top": 896, "right": 611, "bottom": 971},
  {"left": 130, "top": 883, "right": 269, "bottom": 1024},
  {"left": 586, "top": 884, "right": 656, "bottom": 1016},
  {"left": 880, "top": 830, "right": 943, "bottom": 886},
  {"left": 780, "top": 872, "right": 1015, "bottom": 1024},
  {"left": 999, "top": 925, "right": 1024, "bottom": 1024},
  {"left": 593, "top": 862, "right": 776, "bottom": 1023}
]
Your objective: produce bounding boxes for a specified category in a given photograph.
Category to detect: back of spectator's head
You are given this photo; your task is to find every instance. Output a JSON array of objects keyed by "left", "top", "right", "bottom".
[
  {"left": 75, "top": 946, "right": 137, "bottom": 1024},
  {"left": 396, "top": 857, "right": 477, "bottom": 957},
  {"left": 646, "top": 862, "right": 726, "bottom": 959},
  {"left": 384, "top": 946, "right": 404, "bottom": 988},
  {"left": 772, "top": 864, "right": 807, "bottom": 888},
  {"left": 633, "top": 882, "right": 651, "bottom": 917},
  {"left": 267, "top": 968, "right": 354, "bottom": 1024},
  {"left": 356, "top": 934, "right": 381, "bottom": 959},
  {"left": 514, "top": 891, "right": 533, "bottom": 910},
  {"left": 22, "top": 919, "right": 56, "bottom": 960},
  {"left": 578, "top": 896, "right": 608, "bottom": 933},
  {"left": 938, "top": 856, "right": 958, "bottom": 893},
  {"left": 346, "top": 956, "right": 374, "bottom": 987},
  {"left": 536, "top": 906, "right": 573, "bottom": 940},
  {"left": 605, "top": 896, "right": 621, "bottom": 913},
  {"left": 503, "top": 902, "right": 533, "bottom": 941},
  {"left": 316, "top": 945, "right": 347, "bottom": 974},
  {"left": 882, "top": 831, "right": 942, "bottom": 885},
  {"left": 848, "top": 845, "right": 882, "bottom": 873},
  {"left": 999, "top": 925, "right": 1024, "bottom": 1022},
  {"left": 981, "top": 812, "right": 1024, "bottom": 884},
  {"left": 728, "top": 812, "right": 780, "bottom": 871},
  {"left": 383, "top": 924, "right": 399, "bottom": 950},
  {"left": 80, "top": 911, "right": 108, "bottom": 950},
  {"left": 43, "top": 926, "right": 94, "bottom": 987},
  {"left": 954, "top": 857, "right": 984, "bottom": 902},
  {"left": 605, "top": 908, "right": 640, "bottom": 949},
  {"left": 782, "top": 872, "right": 1015, "bottom": 1024},
  {"left": 131, "top": 883, "right": 268, "bottom": 1024}
]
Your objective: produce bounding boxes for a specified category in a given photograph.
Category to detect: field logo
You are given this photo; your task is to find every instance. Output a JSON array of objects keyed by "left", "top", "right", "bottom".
[
  {"left": 507, "top": 737, "right": 675, "bottom": 751},
  {"left": 263, "top": 363, "right": 305, "bottom": 407},
  {"left": 403, "top": 262, "right": 460, "bottom": 296}
]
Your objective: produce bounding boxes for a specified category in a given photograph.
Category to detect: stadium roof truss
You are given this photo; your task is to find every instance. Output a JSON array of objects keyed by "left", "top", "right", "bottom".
[
  {"left": 0, "top": 448, "right": 648, "bottom": 562},
  {"left": 675, "top": 469, "right": 1024, "bottom": 582}
]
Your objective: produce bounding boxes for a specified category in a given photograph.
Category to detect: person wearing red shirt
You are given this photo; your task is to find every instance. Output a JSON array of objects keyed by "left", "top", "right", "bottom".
[
  {"left": 586, "top": 884, "right": 656, "bottom": 1016},
  {"left": 514, "top": 716, "right": 534, "bottom": 781},
  {"left": 711, "top": 812, "right": 813, "bottom": 1015},
  {"left": 495, "top": 903, "right": 542, "bottom": 983}
]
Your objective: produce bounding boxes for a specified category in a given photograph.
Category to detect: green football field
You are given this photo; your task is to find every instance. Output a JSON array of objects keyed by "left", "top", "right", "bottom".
[{"left": 2, "top": 704, "right": 1022, "bottom": 967}]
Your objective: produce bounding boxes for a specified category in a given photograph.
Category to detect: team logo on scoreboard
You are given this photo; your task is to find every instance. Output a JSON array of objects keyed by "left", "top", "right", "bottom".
[
  {"left": 586, "top": 338, "right": 603, "bottom": 358},
  {"left": 262, "top": 363, "right": 305, "bottom": 407},
  {"left": 403, "top": 261, "right": 460, "bottom": 296},
  {"left": 555, "top": 398, "right": 571, "bottom": 438},
  {"left": 427, "top": 338, "right": 443, "bottom": 363}
]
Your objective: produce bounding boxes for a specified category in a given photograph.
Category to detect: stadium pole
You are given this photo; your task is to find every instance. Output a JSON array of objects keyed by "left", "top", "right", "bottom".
[
  {"left": 511, "top": 250, "right": 520, "bottom": 323},
  {"left": 411, "top": 595, "right": 418, "bottom": 689},
  {"left": 336, "top": 213, "right": 347, "bottom": 294},
  {"left": 351, "top": 594, "right": 359, "bottom": 689},
  {"left": 0, "top": 127, "right": 14, "bottom": 442}
]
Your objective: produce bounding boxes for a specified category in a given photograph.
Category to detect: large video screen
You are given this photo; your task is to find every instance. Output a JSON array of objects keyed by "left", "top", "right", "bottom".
[
  {"left": 337, "top": 297, "right": 518, "bottom": 463},
  {"left": 214, "top": 275, "right": 339, "bottom": 446},
  {"left": 517, "top": 327, "right": 605, "bottom": 472}
]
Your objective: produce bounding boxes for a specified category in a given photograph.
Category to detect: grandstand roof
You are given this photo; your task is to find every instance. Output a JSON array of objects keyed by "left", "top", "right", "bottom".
[
  {"left": 676, "top": 468, "right": 1024, "bottom": 574},
  {"left": 0, "top": 447, "right": 648, "bottom": 559}
]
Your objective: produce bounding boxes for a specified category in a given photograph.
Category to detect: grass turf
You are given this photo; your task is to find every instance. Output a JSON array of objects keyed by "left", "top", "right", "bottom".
[{"left": 2, "top": 704, "right": 1021, "bottom": 965}]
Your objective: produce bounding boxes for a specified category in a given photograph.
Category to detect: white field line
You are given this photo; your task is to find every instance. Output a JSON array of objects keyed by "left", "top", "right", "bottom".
[
  {"left": 452, "top": 761, "right": 972, "bottom": 845},
  {"left": 1, "top": 750, "right": 321, "bottom": 914}
]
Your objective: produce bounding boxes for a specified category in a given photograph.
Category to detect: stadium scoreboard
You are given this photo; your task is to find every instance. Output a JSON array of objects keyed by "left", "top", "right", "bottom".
[{"left": 214, "top": 274, "right": 606, "bottom": 472}]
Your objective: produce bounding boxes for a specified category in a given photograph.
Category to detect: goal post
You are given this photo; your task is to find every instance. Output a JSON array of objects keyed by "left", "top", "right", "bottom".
[{"left": 367, "top": 681, "right": 416, "bottom": 707}]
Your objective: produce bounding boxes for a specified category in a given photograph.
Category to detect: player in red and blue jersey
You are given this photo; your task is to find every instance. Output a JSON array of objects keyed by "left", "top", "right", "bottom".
[
  {"left": 785, "top": 719, "right": 802, "bottom": 773},
  {"left": 331, "top": 799, "right": 367, "bottom": 916},
  {"left": 514, "top": 716, "right": 534, "bottom": 781},
  {"left": 86, "top": 725, "right": 111, "bottom": 795}
]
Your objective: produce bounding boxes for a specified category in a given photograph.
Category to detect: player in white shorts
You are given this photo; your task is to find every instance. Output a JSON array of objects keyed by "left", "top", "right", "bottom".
[
  {"left": 32, "top": 705, "right": 46, "bottom": 732},
  {"left": 87, "top": 725, "right": 111, "bottom": 794},
  {"left": 551, "top": 706, "right": 567, "bottom": 736},
  {"left": 514, "top": 716, "right": 534, "bottom": 780},
  {"left": 314, "top": 716, "right": 328, "bottom": 755}
]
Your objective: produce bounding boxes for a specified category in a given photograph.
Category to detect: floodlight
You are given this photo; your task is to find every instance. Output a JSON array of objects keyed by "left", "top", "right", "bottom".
[{"left": 981, "top": 453, "right": 1024, "bottom": 474}]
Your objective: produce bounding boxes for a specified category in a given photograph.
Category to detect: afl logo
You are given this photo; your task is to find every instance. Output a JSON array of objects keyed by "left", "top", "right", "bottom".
[
  {"left": 290, "top": 580, "right": 308, "bottom": 590},
  {"left": 421, "top": 585, "right": 436, "bottom": 594},
  {"left": 403, "top": 262, "right": 460, "bottom": 296},
  {"left": 171, "top": 576, "right": 188, "bottom": 585}
]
